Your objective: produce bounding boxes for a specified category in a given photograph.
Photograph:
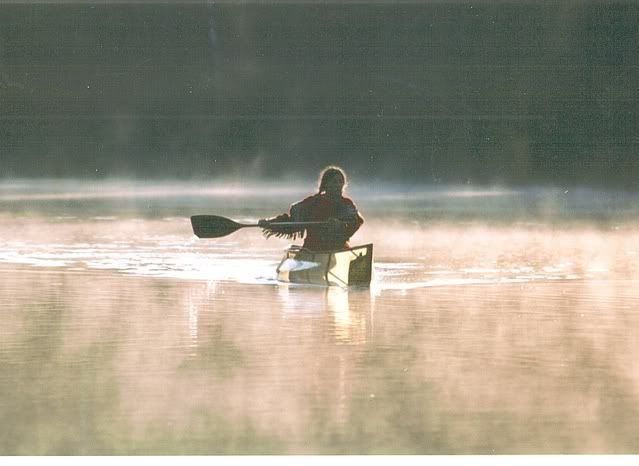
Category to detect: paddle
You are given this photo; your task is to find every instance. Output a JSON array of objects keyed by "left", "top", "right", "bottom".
[{"left": 190, "top": 215, "right": 328, "bottom": 238}]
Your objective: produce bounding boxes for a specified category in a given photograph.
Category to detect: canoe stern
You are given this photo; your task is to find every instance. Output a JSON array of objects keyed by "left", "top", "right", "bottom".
[{"left": 276, "top": 244, "right": 373, "bottom": 287}]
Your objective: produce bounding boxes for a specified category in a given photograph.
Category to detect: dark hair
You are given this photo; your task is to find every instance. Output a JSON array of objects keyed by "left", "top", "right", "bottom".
[{"left": 318, "top": 166, "right": 347, "bottom": 194}]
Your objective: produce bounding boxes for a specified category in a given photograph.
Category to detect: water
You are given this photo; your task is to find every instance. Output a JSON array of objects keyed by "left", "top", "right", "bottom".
[{"left": 1, "top": 180, "right": 639, "bottom": 454}]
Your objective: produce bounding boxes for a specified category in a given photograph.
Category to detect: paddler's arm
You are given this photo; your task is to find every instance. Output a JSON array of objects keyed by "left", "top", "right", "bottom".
[
  {"left": 258, "top": 202, "right": 307, "bottom": 239},
  {"left": 258, "top": 213, "right": 289, "bottom": 228},
  {"left": 342, "top": 211, "right": 364, "bottom": 237},
  {"left": 258, "top": 213, "right": 291, "bottom": 238},
  {"left": 329, "top": 215, "right": 363, "bottom": 238},
  {"left": 335, "top": 201, "right": 364, "bottom": 238}
]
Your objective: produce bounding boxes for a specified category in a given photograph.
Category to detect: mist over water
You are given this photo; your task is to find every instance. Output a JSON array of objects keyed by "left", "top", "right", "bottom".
[
  {"left": 2, "top": 179, "right": 639, "bottom": 454},
  {"left": 1, "top": 179, "right": 638, "bottom": 288}
]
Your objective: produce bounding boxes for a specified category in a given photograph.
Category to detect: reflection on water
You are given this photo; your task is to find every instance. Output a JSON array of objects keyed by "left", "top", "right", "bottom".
[
  {"left": 2, "top": 181, "right": 639, "bottom": 453},
  {"left": 277, "top": 286, "right": 371, "bottom": 346},
  {"left": 2, "top": 266, "right": 639, "bottom": 454}
]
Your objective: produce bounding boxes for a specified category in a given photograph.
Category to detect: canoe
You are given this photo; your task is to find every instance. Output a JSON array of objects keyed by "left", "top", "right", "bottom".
[{"left": 276, "top": 244, "right": 373, "bottom": 287}]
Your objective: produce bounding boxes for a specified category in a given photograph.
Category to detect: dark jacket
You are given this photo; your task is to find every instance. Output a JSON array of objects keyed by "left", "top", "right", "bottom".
[{"left": 264, "top": 193, "right": 364, "bottom": 251}]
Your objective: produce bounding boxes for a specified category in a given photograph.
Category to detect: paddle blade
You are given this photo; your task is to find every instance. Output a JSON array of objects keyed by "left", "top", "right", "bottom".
[{"left": 191, "top": 215, "right": 243, "bottom": 238}]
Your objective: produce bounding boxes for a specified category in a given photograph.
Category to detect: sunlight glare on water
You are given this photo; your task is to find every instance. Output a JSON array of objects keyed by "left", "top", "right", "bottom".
[{"left": 0, "top": 214, "right": 636, "bottom": 290}]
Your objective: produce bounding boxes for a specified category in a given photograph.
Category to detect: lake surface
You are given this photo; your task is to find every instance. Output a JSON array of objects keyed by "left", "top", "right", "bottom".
[{"left": 1, "top": 180, "right": 639, "bottom": 454}]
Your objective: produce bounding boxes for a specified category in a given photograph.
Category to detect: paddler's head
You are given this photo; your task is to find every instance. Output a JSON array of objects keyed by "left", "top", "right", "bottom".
[{"left": 318, "top": 166, "right": 347, "bottom": 198}]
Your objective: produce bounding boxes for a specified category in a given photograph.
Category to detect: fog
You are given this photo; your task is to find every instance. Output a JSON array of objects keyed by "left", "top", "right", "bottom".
[
  {"left": 1, "top": 178, "right": 638, "bottom": 289},
  {"left": 2, "top": 203, "right": 639, "bottom": 452},
  {"left": 2, "top": 180, "right": 639, "bottom": 453},
  {"left": 1, "top": 178, "right": 638, "bottom": 226}
]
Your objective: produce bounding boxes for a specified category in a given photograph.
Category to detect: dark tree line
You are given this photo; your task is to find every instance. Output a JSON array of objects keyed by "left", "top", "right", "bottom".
[{"left": 1, "top": 2, "right": 638, "bottom": 188}]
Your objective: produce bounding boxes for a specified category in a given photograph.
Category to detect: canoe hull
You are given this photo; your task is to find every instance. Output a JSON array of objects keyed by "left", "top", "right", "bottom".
[{"left": 276, "top": 244, "right": 373, "bottom": 287}]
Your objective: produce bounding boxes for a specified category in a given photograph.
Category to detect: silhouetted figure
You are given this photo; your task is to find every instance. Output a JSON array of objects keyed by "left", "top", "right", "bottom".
[{"left": 258, "top": 166, "right": 364, "bottom": 251}]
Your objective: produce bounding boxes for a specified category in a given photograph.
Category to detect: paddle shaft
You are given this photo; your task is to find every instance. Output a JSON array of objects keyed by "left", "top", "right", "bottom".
[
  {"left": 228, "top": 221, "right": 329, "bottom": 235},
  {"left": 190, "top": 214, "right": 330, "bottom": 238},
  {"left": 239, "top": 221, "right": 328, "bottom": 228}
]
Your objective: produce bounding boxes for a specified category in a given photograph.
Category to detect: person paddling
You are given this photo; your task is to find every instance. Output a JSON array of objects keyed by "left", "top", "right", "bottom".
[{"left": 258, "top": 166, "right": 364, "bottom": 251}]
